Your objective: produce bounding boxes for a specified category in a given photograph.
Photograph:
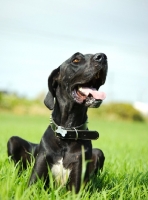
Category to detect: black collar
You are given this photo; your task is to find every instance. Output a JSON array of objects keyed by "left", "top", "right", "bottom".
[{"left": 50, "top": 116, "right": 99, "bottom": 140}]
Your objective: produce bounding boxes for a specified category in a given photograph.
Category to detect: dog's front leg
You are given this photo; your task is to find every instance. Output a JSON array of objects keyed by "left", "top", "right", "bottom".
[
  {"left": 67, "top": 162, "right": 82, "bottom": 193},
  {"left": 29, "top": 152, "right": 49, "bottom": 186},
  {"left": 67, "top": 156, "right": 90, "bottom": 194}
]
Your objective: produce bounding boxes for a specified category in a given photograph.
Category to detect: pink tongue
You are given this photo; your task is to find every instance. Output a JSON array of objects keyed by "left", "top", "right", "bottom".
[{"left": 79, "top": 87, "right": 106, "bottom": 100}]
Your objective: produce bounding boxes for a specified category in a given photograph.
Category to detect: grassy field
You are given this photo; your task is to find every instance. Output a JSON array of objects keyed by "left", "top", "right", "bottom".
[{"left": 0, "top": 112, "right": 148, "bottom": 200}]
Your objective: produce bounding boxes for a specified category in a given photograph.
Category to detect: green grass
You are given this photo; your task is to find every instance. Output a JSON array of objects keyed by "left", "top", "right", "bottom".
[{"left": 0, "top": 112, "right": 148, "bottom": 199}]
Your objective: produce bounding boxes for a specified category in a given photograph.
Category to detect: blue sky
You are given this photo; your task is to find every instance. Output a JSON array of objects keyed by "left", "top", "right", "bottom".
[{"left": 0, "top": 0, "right": 148, "bottom": 103}]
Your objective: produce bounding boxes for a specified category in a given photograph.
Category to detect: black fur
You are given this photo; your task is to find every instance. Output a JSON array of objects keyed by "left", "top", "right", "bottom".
[{"left": 7, "top": 52, "right": 108, "bottom": 193}]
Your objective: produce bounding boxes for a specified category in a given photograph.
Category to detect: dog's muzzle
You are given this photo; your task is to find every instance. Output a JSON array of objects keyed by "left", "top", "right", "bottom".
[{"left": 71, "top": 53, "right": 107, "bottom": 107}]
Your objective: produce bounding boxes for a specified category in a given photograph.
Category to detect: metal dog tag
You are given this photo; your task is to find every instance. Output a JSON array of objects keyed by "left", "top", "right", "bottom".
[{"left": 56, "top": 126, "right": 67, "bottom": 137}]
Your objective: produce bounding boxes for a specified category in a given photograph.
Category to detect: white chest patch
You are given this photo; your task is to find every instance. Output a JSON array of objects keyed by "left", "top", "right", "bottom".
[{"left": 51, "top": 158, "right": 71, "bottom": 185}]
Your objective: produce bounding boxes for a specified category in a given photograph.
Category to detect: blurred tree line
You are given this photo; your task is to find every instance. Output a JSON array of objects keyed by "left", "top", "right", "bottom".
[{"left": 0, "top": 91, "right": 146, "bottom": 122}]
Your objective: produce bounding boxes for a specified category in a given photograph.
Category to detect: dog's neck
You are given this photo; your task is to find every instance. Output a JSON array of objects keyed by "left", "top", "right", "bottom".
[{"left": 52, "top": 99, "right": 88, "bottom": 129}]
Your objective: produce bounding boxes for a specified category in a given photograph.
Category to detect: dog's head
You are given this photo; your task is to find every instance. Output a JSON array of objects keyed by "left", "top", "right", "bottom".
[{"left": 44, "top": 52, "right": 108, "bottom": 110}]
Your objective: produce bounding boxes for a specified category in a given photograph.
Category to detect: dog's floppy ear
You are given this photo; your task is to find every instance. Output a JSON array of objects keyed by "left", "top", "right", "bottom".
[
  {"left": 44, "top": 67, "right": 60, "bottom": 110},
  {"left": 44, "top": 91, "right": 54, "bottom": 110}
]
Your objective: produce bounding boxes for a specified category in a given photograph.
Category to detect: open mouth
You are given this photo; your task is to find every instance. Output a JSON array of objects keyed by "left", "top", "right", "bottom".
[{"left": 71, "top": 71, "right": 106, "bottom": 106}]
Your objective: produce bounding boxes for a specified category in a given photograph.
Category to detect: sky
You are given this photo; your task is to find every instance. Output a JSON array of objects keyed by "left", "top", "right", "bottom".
[{"left": 0, "top": 0, "right": 148, "bottom": 104}]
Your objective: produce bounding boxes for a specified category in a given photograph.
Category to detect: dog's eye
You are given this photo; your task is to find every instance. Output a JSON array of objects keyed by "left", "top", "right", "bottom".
[{"left": 72, "top": 58, "right": 80, "bottom": 63}]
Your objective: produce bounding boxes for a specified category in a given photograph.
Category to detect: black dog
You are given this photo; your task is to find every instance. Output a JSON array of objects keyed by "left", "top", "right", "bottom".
[{"left": 7, "top": 52, "right": 108, "bottom": 193}]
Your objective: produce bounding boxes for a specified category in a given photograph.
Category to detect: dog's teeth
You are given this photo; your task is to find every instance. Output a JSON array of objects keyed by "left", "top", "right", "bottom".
[{"left": 78, "top": 87, "right": 82, "bottom": 91}]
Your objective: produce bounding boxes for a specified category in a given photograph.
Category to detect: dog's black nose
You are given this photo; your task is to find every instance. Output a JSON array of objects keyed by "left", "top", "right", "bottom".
[{"left": 93, "top": 53, "right": 107, "bottom": 64}]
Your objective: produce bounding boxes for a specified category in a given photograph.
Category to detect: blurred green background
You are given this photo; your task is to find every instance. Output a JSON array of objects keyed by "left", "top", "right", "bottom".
[{"left": 0, "top": 92, "right": 148, "bottom": 199}]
